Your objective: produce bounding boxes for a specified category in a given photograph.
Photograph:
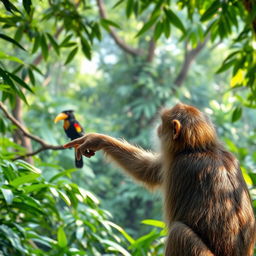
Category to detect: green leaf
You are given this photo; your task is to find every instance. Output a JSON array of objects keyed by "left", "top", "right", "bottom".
[
  {"left": 126, "top": 0, "right": 134, "bottom": 18},
  {"left": 216, "top": 59, "right": 236, "bottom": 74},
  {"left": 32, "top": 35, "right": 40, "bottom": 53},
  {"left": 10, "top": 173, "right": 40, "bottom": 187},
  {"left": 0, "top": 52, "right": 24, "bottom": 64},
  {"left": 136, "top": 15, "right": 158, "bottom": 37},
  {"left": 57, "top": 226, "right": 68, "bottom": 248},
  {"left": 60, "top": 34, "right": 72, "bottom": 46},
  {"left": 92, "top": 23, "right": 102, "bottom": 40},
  {"left": 100, "top": 19, "right": 121, "bottom": 30},
  {"left": 141, "top": 219, "right": 166, "bottom": 228},
  {"left": 40, "top": 34, "right": 48, "bottom": 60},
  {"left": 16, "top": 160, "right": 42, "bottom": 174},
  {"left": 1, "top": 0, "right": 12, "bottom": 12},
  {"left": 8, "top": 72, "right": 33, "bottom": 93},
  {"left": 22, "top": 0, "right": 32, "bottom": 14},
  {"left": 0, "top": 33, "right": 26, "bottom": 51},
  {"left": 23, "top": 184, "right": 50, "bottom": 193},
  {"left": 101, "top": 240, "right": 131, "bottom": 256},
  {"left": 113, "top": 0, "right": 125, "bottom": 9},
  {"left": 154, "top": 21, "right": 164, "bottom": 41},
  {"left": 46, "top": 33, "right": 59, "bottom": 55},
  {"left": 200, "top": 0, "right": 220, "bottom": 22},
  {"left": 28, "top": 68, "right": 35, "bottom": 85},
  {"left": 81, "top": 38, "right": 91, "bottom": 59},
  {"left": 58, "top": 190, "right": 71, "bottom": 206},
  {"left": 163, "top": 17, "right": 171, "bottom": 38},
  {"left": 231, "top": 106, "right": 242, "bottom": 122},
  {"left": 164, "top": 7, "right": 186, "bottom": 34},
  {"left": 65, "top": 47, "right": 78, "bottom": 65},
  {"left": 1, "top": 188, "right": 14, "bottom": 205}
]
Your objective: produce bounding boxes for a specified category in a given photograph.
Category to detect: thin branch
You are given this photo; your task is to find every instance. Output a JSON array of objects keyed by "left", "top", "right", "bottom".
[
  {"left": 0, "top": 101, "right": 64, "bottom": 159},
  {"left": 174, "top": 35, "right": 210, "bottom": 87},
  {"left": 96, "top": 0, "right": 143, "bottom": 56}
]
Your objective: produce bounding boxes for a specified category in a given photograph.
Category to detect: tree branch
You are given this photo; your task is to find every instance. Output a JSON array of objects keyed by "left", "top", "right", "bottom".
[
  {"left": 96, "top": 0, "right": 143, "bottom": 56},
  {"left": 0, "top": 101, "right": 64, "bottom": 160},
  {"left": 174, "top": 35, "right": 210, "bottom": 87}
]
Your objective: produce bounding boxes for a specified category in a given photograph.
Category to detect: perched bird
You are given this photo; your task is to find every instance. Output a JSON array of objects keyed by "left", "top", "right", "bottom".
[{"left": 54, "top": 110, "right": 94, "bottom": 168}]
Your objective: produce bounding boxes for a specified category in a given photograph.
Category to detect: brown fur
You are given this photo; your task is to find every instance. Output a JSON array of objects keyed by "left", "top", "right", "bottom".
[{"left": 64, "top": 103, "right": 256, "bottom": 256}]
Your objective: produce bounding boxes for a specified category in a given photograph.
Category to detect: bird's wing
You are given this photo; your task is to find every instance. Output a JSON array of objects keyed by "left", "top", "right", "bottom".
[{"left": 73, "top": 121, "right": 83, "bottom": 134}]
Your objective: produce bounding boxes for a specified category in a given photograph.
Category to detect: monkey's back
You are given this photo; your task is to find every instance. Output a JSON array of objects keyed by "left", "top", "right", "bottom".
[{"left": 164, "top": 148, "right": 256, "bottom": 256}]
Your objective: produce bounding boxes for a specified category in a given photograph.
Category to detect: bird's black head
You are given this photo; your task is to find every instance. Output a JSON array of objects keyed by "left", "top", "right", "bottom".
[{"left": 54, "top": 110, "right": 76, "bottom": 123}]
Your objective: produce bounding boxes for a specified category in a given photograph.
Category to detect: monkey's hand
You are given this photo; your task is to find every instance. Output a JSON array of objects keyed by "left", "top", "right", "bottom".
[{"left": 64, "top": 133, "right": 107, "bottom": 159}]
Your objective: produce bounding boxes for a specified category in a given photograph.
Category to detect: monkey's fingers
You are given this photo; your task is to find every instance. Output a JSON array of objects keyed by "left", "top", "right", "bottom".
[{"left": 64, "top": 137, "right": 85, "bottom": 148}]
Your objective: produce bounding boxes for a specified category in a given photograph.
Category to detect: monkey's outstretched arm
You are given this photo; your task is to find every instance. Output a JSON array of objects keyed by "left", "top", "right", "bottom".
[{"left": 64, "top": 133, "right": 162, "bottom": 188}]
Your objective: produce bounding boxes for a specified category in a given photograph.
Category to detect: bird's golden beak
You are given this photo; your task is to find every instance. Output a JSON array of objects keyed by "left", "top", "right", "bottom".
[{"left": 54, "top": 113, "right": 68, "bottom": 123}]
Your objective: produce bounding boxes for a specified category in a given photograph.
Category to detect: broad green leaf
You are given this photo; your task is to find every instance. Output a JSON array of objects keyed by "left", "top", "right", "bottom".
[
  {"left": 28, "top": 68, "right": 35, "bottom": 85},
  {"left": 81, "top": 38, "right": 91, "bottom": 59},
  {"left": 57, "top": 226, "right": 68, "bottom": 248},
  {"left": 231, "top": 106, "right": 242, "bottom": 122},
  {"left": 58, "top": 190, "right": 71, "bottom": 206},
  {"left": 16, "top": 160, "right": 41, "bottom": 174},
  {"left": 10, "top": 173, "right": 40, "bottom": 187},
  {"left": 163, "top": 17, "right": 171, "bottom": 38},
  {"left": 154, "top": 21, "right": 164, "bottom": 41},
  {"left": 216, "top": 59, "right": 236, "bottom": 74},
  {"left": 22, "top": 0, "right": 32, "bottom": 14},
  {"left": 46, "top": 33, "right": 60, "bottom": 55},
  {"left": 0, "top": 33, "right": 26, "bottom": 51},
  {"left": 230, "top": 69, "right": 244, "bottom": 87},
  {"left": 0, "top": 52, "right": 24, "bottom": 64},
  {"left": 93, "top": 23, "right": 102, "bottom": 40},
  {"left": 136, "top": 16, "right": 158, "bottom": 37},
  {"left": 1, "top": 188, "right": 14, "bottom": 205},
  {"left": 126, "top": 0, "right": 134, "bottom": 18},
  {"left": 65, "top": 47, "right": 78, "bottom": 65},
  {"left": 60, "top": 34, "right": 73, "bottom": 46},
  {"left": 164, "top": 7, "right": 186, "bottom": 34},
  {"left": 40, "top": 34, "right": 48, "bottom": 60},
  {"left": 141, "top": 219, "right": 166, "bottom": 228},
  {"left": 32, "top": 35, "right": 40, "bottom": 53},
  {"left": 241, "top": 167, "right": 253, "bottom": 186},
  {"left": 23, "top": 184, "right": 50, "bottom": 193},
  {"left": 113, "top": 0, "right": 125, "bottom": 9},
  {"left": 104, "top": 221, "right": 135, "bottom": 244},
  {"left": 8, "top": 72, "right": 33, "bottom": 93},
  {"left": 200, "top": 0, "right": 220, "bottom": 22},
  {"left": 101, "top": 240, "right": 131, "bottom": 256},
  {"left": 101, "top": 19, "right": 121, "bottom": 30}
]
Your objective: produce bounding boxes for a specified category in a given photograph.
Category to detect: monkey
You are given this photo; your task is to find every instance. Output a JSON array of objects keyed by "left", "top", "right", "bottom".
[{"left": 64, "top": 103, "right": 256, "bottom": 256}]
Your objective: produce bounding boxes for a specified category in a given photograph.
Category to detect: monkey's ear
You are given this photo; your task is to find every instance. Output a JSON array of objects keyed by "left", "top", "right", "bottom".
[{"left": 172, "top": 119, "right": 181, "bottom": 140}]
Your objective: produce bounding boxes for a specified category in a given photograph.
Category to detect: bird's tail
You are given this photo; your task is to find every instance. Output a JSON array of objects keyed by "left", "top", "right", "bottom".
[{"left": 75, "top": 151, "right": 83, "bottom": 168}]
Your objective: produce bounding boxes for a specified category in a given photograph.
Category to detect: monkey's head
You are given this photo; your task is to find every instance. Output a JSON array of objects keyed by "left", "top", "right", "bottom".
[{"left": 158, "top": 103, "right": 218, "bottom": 153}]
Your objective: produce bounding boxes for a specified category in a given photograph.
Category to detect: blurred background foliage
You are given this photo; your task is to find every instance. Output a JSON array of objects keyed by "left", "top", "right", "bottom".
[{"left": 0, "top": 0, "right": 256, "bottom": 255}]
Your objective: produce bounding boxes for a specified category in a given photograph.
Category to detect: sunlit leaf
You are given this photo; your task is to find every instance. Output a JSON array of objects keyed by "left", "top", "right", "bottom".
[
  {"left": 64, "top": 47, "right": 78, "bottom": 65},
  {"left": 1, "top": 188, "right": 14, "bottom": 205},
  {"left": 10, "top": 173, "right": 40, "bottom": 187},
  {"left": 241, "top": 167, "right": 253, "bottom": 186},
  {"left": 101, "top": 239, "right": 131, "bottom": 256},
  {"left": 141, "top": 219, "right": 166, "bottom": 228},
  {"left": 136, "top": 16, "right": 158, "bottom": 37},
  {"left": 230, "top": 69, "right": 244, "bottom": 87},
  {"left": 57, "top": 226, "right": 68, "bottom": 248},
  {"left": 200, "top": 0, "right": 220, "bottom": 22}
]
